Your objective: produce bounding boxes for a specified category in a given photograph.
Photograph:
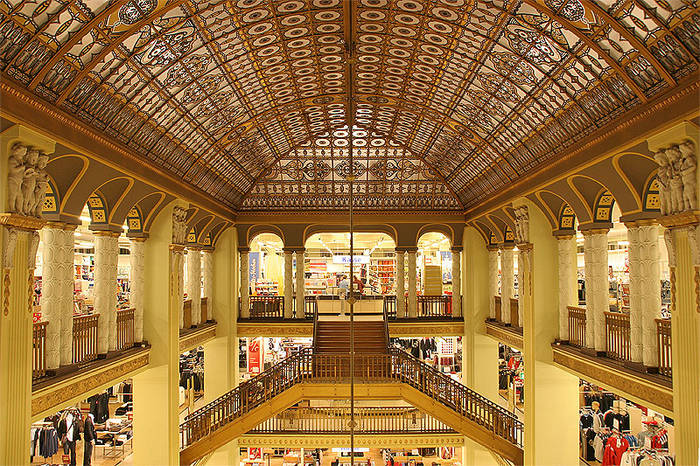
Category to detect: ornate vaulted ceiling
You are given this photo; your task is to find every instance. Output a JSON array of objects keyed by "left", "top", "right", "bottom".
[{"left": 0, "top": 0, "right": 697, "bottom": 211}]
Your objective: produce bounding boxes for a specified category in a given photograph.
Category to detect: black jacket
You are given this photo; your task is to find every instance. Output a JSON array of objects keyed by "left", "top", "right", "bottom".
[
  {"left": 83, "top": 419, "right": 96, "bottom": 442},
  {"left": 57, "top": 416, "right": 81, "bottom": 442}
]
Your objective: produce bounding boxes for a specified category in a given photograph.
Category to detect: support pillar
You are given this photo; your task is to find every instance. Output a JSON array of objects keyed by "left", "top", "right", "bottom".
[
  {"left": 451, "top": 247, "right": 462, "bottom": 317},
  {"left": 407, "top": 249, "right": 417, "bottom": 318},
  {"left": 239, "top": 249, "right": 249, "bottom": 318},
  {"left": 395, "top": 249, "right": 406, "bottom": 317},
  {"left": 187, "top": 247, "right": 202, "bottom": 325},
  {"left": 93, "top": 230, "right": 120, "bottom": 354},
  {"left": 500, "top": 246, "right": 514, "bottom": 325},
  {"left": 0, "top": 227, "right": 40, "bottom": 464},
  {"left": 283, "top": 249, "right": 293, "bottom": 319},
  {"left": 487, "top": 247, "right": 499, "bottom": 320},
  {"left": 517, "top": 201, "right": 579, "bottom": 466},
  {"left": 295, "top": 249, "right": 305, "bottom": 319},
  {"left": 40, "top": 223, "right": 75, "bottom": 369},
  {"left": 129, "top": 237, "right": 146, "bottom": 342},
  {"left": 582, "top": 229, "right": 609, "bottom": 353},
  {"left": 555, "top": 235, "right": 577, "bottom": 341},
  {"left": 202, "top": 249, "right": 214, "bottom": 321},
  {"left": 133, "top": 203, "right": 185, "bottom": 465}
]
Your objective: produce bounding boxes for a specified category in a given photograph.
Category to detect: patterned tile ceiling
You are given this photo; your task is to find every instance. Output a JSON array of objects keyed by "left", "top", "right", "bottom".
[{"left": 0, "top": 0, "right": 697, "bottom": 211}]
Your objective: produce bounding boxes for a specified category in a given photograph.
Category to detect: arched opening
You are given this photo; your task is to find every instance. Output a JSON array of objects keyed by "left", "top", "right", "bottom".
[
  {"left": 249, "top": 233, "right": 285, "bottom": 296},
  {"left": 417, "top": 232, "right": 452, "bottom": 296}
]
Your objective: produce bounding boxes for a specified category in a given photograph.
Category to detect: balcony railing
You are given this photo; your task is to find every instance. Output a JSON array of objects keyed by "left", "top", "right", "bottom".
[
  {"left": 604, "top": 312, "right": 630, "bottom": 362},
  {"left": 417, "top": 295, "right": 452, "bottom": 317},
  {"left": 183, "top": 299, "right": 192, "bottom": 329},
  {"left": 509, "top": 298, "right": 519, "bottom": 328},
  {"left": 249, "top": 406, "right": 456, "bottom": 434},
  {"left": 567, "top": 306, "right": 586, "bottom": 348},
  {"left": 383, "top": 295, "right": 397, "bottom": 319},
  {"left": 250, "top": 295, "right": 284, "bottom": 318},
  {"left": 116, "top": 308, "right": 135, "bottom": 351},
  {"left": 655, "top": 318, "right": 672, "bottom": 378},
  {"left": 73, "top": 314, "right": 99, "bottom": 364},
  {"left": 32, "top": 321, "right": 48, "bottom": 380},
  {"left": 201, "top": 297, "right": 208, "bottom": 323},
  {"left": 494, "top": 296, "right": 501, "bottom": 321},
  {"left": 292, "top": 295, "right": 317, "bottom": 318}
]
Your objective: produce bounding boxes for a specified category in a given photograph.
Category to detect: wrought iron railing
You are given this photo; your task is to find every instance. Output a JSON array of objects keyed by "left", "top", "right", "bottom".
[
  {"left": 179, "top": 348, "right": 523, "bottom": 451},
  {"left": 32, "top": 321, "right": 48, "bottom": 380},
  {"left": 293, "top": 295, "right": 316, "bottom": 318},
  {"left": 417, "top": 295, "right": 451, "bottom": 317},
  {"left": 249, "top": 295, "right": 284, "bottom": 318},
  {"left": 567, "top": 306, "right": 586, "bottom": 348},
  {"left": 655, "top": 318, "right": 672, "bottom": 378},
  {"left": 604, "top": 312, "right": 630, "bottom": 362},
  {"left": 249, "top": 406, "right": 456, "bottom": 434},
  {"left": 73, "top": 314, "right": 99, "bottom": 363},
  {"left": 383, "top": 295, "right": 397, "bottom": 319},
  {"left": 116, "top": 308, "right": 134, "bottom": 351}
]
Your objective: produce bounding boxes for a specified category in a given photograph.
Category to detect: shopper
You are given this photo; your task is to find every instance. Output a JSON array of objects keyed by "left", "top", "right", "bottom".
[
  {"left": 57, "top": 411, "right": 81, "bottom": 466},
  {"left": 83, "top": 414, "right": 96, "bottom": 466}
]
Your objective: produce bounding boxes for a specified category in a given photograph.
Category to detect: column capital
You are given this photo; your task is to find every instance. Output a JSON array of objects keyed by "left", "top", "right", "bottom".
[
  {"left": 656, "top": 210, "right": 700, "bottom": 230},
  {"left": 450, "top": 246, "right": 463, "bottom": 253},
  {"left": 498, "top": 243, "right": 515, "bottom": 251},
  {"left": 552, "top": 229, "right": 576, "bottom": 239},
  {"left": 404, "top": 247, "right": 418, "bottom": 253},
  {"left": 516, "top": 242, "right": 533, "bottom": 251},
  {"left": 45, "top": 221, "right": 79, "bottom": 231},
  {"left": 169, "top": 243, "right": 186, "bottom": 253},
  {"left": 93, "top": 229, "right": 122, "bottom": 238},
  {"left": 127, "top": 232, "right": 149, "bottom": 240},
  {"left": 238, "top": 247, "right": 251, "bottom": 254},
  {"left": 579, "top": 227, "right": 610, "bottom": 236},
  {"left": 186, "top": 245, "right": 202, "bottom": 252},
  {"left": 0, "top": 213, "right": 46, "bottom": 232},
  {"left": 129, "top": 236, "right": 148, "bottom": 243},
  {"left": 486, "top": 245, "right": 500, "bottom": 252},
  {"left": 282, "top": 247, "right": 297, "bottom": 253},
  {"left": 623, "top": 219, "right": 659, "bottom": 229}
]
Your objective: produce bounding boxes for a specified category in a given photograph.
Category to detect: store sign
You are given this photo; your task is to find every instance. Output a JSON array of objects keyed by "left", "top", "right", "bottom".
[
  {"left": 332, "top": 255, "right": 370, "bottom": 264},
  {"left": 249, "top": 448, "right": 261, "bottom": 460},
  {"left": 249, "top": 252, "right": 260, "bottom": 283},
  {"left": 247, "top": 337, "right": 263, "bottom": 374},
  {"left": 32, "top": 312, "right": 42, "bottom": 323}
]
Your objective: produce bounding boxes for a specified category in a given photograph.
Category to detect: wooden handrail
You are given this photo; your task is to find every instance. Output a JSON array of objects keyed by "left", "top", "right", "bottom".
[
  {"left": 655, "top": 318, "right": 672, "bottom": 378},
  {"left": 567, "top": 306, "right": 586, "bottom": 348},
  {"left": 73, "top": 314, "right": 99, "bottom": 363},
  {"left": 494, "top": 296, "right": 502, "bottom": 322},
  {"left": 509, "top": 298, "right": 519, "bottom": 328},
  {"left": 249, "top": 295, "right": 284, "bottom": 318},
  {"left": 179, "top": 347, "right": 523, "bottom": 451},
  {"left": 417, "top": 295, "right": 452, "bottom": 317},
  {"left": 604, "top": 312, "right": 630, "bottom": 362},
  {"left": 116, "top": 308, "right": 134, "bottom": 351},
  {"left": 249, "top": 406, "right": 456, "bottom": 434},
  {"left": 304, "top": 295, "right": 316, "bottom": 319},
  {"left": 183, "top": 299, "right": 192, "bottom": 329},
  {"left": 383, "top": 295, "right": 397, "bottom": 319},
  {"left": 201, "top": 297, "right": 208, "bottom": 323},
  {"left": 32, "top": 321, "right": 48, "bottom": 380}
]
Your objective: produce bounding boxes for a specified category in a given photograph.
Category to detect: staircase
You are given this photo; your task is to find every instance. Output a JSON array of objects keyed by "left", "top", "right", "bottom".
[{"left": 180, "top": 314, "right": 524, "bottom": 465}]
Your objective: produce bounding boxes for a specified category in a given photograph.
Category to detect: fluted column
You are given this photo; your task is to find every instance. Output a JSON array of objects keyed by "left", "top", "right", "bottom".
[
  {"left": 487, "top": 247, "right": 499, "bottom": 319},
  {"left": 582, "top": 229, "right": 609, "bottom": 353},
  {"left": 240, "top": 249, "right": 250, "bottom": 318},
  {"left": 295, "top": 249, "right": 305, "bottom": 319},
  {"left": 59, "top": 226, "right": 75, "bottom": 364},
  {"left": 395, "top": 249, "right": 406, "bottom": 317},
  {"left": 517, "top": 246, "right": 532, "bottom": 328},
  {"left": 40, "top": 224, "right": 72, "bottom": 369},
  {"left": 202, "top": 250, "right": 214, "bottom": 321},
  {"left": 94, "top": 230, "right": 120, "bottom": 354},
  {"left": 283, "top": 249, "right": 293, "bottom": 319},
  {"left": 129, "top": 237, "right": 146, "bottom": 342},
  {"left": 407, "top": 249, "right": 417, "bottom": 318},
  {"left": 556, "top": 235, "right": 577, "bottom": 341},
  {"left": 187, "top": 248, "right": 202, "bottom": 325},
  {"left": 451, "top": 247, "right": 461, "bottom": 317},
  {"left": 500, "top": 246, "right": 514, "bottom": 325}
]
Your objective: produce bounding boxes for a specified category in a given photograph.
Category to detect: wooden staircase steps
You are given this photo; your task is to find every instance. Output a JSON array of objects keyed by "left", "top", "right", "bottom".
[{"left": 314, "top": 321, "right": 387, "bottom": 354}]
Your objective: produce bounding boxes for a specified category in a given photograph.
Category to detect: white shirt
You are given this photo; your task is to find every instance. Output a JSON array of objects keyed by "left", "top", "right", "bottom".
[{"left": 66, "top": 413, "right": 74, "bottom": 442}]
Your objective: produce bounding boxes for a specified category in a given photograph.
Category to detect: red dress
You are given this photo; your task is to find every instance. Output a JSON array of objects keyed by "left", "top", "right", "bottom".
[{"left": 602, "top": 436, "right": 629, "bottom": 466}]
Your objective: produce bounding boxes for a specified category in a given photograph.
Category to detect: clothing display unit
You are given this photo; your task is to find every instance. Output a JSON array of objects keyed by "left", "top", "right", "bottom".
[
  {"left": 180, "top": 347, "right": 205, "bottom": 394},
  {"left": 391, "top": 337, "right": 462, "bottom": 378},
  {"left": 239, "top": 337, "right": 313, "bottom": 382}
]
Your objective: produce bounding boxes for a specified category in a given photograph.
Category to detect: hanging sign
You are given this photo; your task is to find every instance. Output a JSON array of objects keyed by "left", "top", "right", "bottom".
[
  {"left": 332, "top": 255, "right": 370, "bottom": 264},
  {"left": 249, "top": 448, "right": 261, "bottom": 460},
  {"left": 33, "top": 312, "right": 42, "bottom": 323},
  {"left": 247, "top": 337, "right": 263, "bottom": 374},
  {"left": 249, "top": 252, "right": 260, "bottom": 284}
]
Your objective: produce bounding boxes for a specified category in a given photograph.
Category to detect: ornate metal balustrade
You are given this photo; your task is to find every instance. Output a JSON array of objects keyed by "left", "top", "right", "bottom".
[
  {"left": 417, "top": 295, "right": 452, "bottom": 317},
  {"left": 179, "top": 347, "right": 523, "bottom": 452},
  {"left": 604, "top": 312, "right": 631, "bottom": 362},
  {"left": 567, "top": 306, "right": 587, "bottom": 348},
  {"left": 116, "top": 308, "right": 135, "bottom": 351},
  {"left": 249, "top": 295, "right": 284, "bottom": 318},
  {"left": 72, "top": 314, "right": 99, "bottom": 364},
  {"left": 32, "top": 321, "right": 48, "bottom": 380},
  {"left": 655, "top": 319, "right": 672, "bottom": 378},
  {"left": 249, "top": 406, "right": 456, "bottom": 434},
  {"left": 383, "top": 295, "right": 397, "bottom": 319}
]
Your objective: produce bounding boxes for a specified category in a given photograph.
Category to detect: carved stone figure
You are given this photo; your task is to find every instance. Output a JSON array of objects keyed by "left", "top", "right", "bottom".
[
  {"left": 32, "top": 153, "right": 50, "bottom": 217},
  {"left": 172, "top": 206, "right": 188, "bottom": 244},
  {"left": 665, "top": 146, "right": 684, "bottom": 214},
  {"left": 7, "top": 143, "right": 27, "bottom": 214},
  {"left": 678, "top": 141, "right": 697, "bottom": 211},
  {"left": 513, "top": 206, "right": 529, "bottom": 244},
  {"left": 20, "top": 149, "right": 39, "bottom": 216},
  {"left": 654, "top": 151, "right": 672, "bottom": 215}
]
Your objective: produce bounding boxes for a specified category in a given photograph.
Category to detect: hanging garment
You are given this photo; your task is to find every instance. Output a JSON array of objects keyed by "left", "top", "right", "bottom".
[{"left": 602, "top": 436, "right": 629, "bottom": 466}]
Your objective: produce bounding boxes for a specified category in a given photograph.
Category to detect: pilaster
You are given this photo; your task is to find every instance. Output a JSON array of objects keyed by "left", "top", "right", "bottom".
[
  {"left": 499, "top": 246, "right": 514, "bottom": 325},
  {"left": 283, "top": 249, "right": 294, "bottom": 319},
  {"left": 582, "top": 229, "right": 609, "bottom": 353},
  {"left": 451, "top": 247, "right": 462, "bottom": 317},
  {"left": 202, "top": 250, "right": 214, "bottom": 321},
  {"left": 239, "top": 248, "right": 250, "bottom": 318},
  {"left": 187, "top": 247, "right": 202, "bottom": 325},
  {"left": 93, "top": 229, "right": 120, "bottom": 354},
  {"left": 487, "top": 247, "right": 499, "bottom": 320},
  {"left": 407, "top": 249, "right": 417, "bottom": 318},
  {"left": 129, "top": 237, "right": 146, "bottom": 342},
  {"left": 395, "top": 249, "right": 406, "bottom": 318},
  {"left": 294, "top": 249, "right": 305, "bottom": 319},
  {"left": 555, "top": 235, "right": 577, "bottom": 341}
]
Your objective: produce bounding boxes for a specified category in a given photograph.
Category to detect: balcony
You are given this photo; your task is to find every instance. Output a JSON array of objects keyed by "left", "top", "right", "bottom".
[
  {"left": 485, "top": 296, "right": 523, "bottom": 349},
  {"left": 179, "top": 297, "right": 217, "bottom": 353}
]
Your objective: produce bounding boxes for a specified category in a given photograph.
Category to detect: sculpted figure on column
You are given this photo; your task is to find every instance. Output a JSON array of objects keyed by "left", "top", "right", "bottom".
[
  {"left": 654, "top": 151, "right": 672, "bottom": 215},
  {"left": 514, "top": 206, "right": 529, "bottom": 244},
  {"left": 679, "top": 141, "right": 697, "bottom": 211},
  {"left": 21, "top": 149, "right": 39, "bottom": 216},
  {"left": 7, "top": 143, "right": 27, "bottom": 213},
  {"left": 172, "top": 206, "right": 188, "bottom": 244},
  {"left": 32, "top": 153, "right": 50, "bottom": 216},
  {"left": 656, "top": 142, "right": 696, "bottom": 215}
]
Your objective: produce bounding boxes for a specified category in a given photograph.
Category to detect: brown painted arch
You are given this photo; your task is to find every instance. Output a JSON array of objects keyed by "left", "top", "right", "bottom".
[
  {"left": 303, "top": 224, "right": 398, "bottom": 247},
  {"left": 248, "top": 224, "right": 286, "bottom": 247},
  {"left": 415, "top": 224, "right": 455, "bottom": 248}
]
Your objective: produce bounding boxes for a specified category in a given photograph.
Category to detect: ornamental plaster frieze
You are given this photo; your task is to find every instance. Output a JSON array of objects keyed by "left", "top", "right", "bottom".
[
  {"left": 179, "top": 324, "right": 216, "bottom": 353},
  {"left": 485, "top": 322, "right": 524, "bottom": 350},
  {"left": 237, "top": 434, "right": 465, "bottom": 448}
]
